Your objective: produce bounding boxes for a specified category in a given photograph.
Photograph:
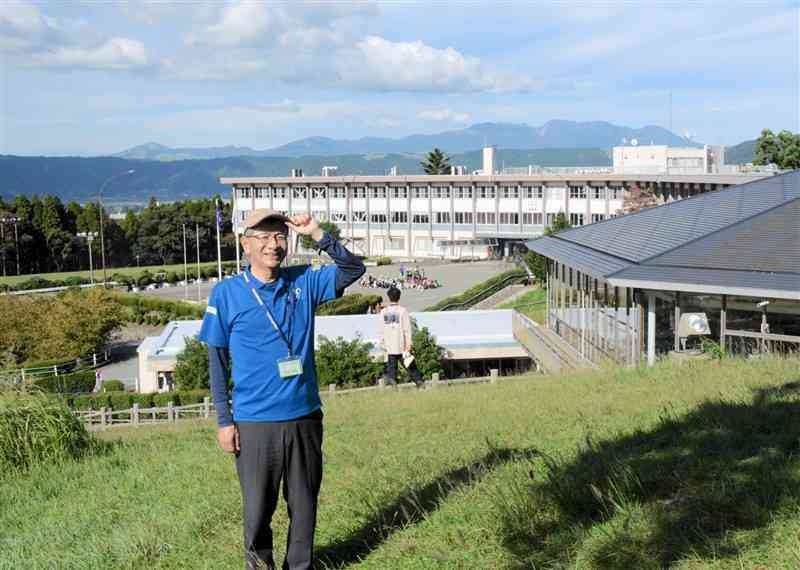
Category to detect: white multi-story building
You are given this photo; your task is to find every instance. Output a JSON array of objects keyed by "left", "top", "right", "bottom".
[
  {"left": 221, "top": 170, "right": 769, "bottom": 260},
  {"left": 613, "top": 144, "right": 726, "bottom": 175}
]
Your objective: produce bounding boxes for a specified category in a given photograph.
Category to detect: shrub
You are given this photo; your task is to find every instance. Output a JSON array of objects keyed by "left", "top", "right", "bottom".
[
  {"left": 166, "top": 271, "right": 180, "bottom": 284},
  {"left": 131, "top": 393, "right": 154, "bottom": 409},
  {"left": 174, "top": 337, "right": 209, "bottom": 390},
  {"left": 32, "top": 370, "right": 96, "bottom": 394},
  {"left": 15, "top": 277, "right": 58, "bottom": 291},
  {"left": 409, "top": 326, "right": 446, "bottom": 380},
  {"left": 376, "top": 256, "right": 392, "bottom": 266},
  {"left": 0, "top": 389, "right": 96, "bottom": 473},
  {"left": 316, "top": 293, "right": 382, "bottom": 316},
  {"left": 69, "top": 394, "right": 96, "bottom": 411},
  {"left": 153, "top": 392, "right": 179, "bottom": 407},
  {"left": 111, "top": 272, "right": 133, "bottom": 287},
  {"left": 63, "top": 276, "right": 88, "bottom": 287},
  {"left": 101, "top": 379, "right": 125, "bottom": 392},
  {"left": 136, "top": 272, "right": 153, "bottom": 287},
  {"left": 315, "top": 335, "right": 383, "bottom": 388}
]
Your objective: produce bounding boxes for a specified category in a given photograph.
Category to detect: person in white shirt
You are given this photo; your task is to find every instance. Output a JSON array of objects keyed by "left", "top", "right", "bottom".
[{"left": 379, "top": 287, "right": 423, "bottom": 387}]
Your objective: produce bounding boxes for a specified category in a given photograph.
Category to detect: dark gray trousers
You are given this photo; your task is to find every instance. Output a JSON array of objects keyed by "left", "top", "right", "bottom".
[{"left": 235, "top": 410, "right": 323, "bottom": 570}]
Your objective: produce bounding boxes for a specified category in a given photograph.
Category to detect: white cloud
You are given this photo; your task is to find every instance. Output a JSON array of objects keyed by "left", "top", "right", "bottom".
[
  {"left": 34, "top": 37, "right": 148, "bottom": 69},
  {"left": 417, "top": 108, "right": 470, "bottom": 123},
  {"left": 1, "top": 1, "right": 149, "bottom": 70},
  {"left": 187, "top": 1, "right": 274, "bottom": 47}
]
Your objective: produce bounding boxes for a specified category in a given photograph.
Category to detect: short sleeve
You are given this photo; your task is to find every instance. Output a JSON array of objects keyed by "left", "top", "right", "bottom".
[
  {"left": 198, "top": 283, "right": 230, "bottom": 348},
  {"left": 308, "top": 265, "right": 338, "bottom": 307}
]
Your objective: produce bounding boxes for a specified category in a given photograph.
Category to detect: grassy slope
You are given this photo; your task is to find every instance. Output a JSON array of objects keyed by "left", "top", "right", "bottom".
[
  {"left": 497, "top": 287, "right": 547, "bottom": 323},
  {"left": 2, "top": 357, "right": 800, "bottom": 568}
]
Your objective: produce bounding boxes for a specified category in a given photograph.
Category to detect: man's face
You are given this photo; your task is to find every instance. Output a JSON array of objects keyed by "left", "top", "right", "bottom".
[{"left": 242, "top": 220, "right": 289, "bottom": 271}]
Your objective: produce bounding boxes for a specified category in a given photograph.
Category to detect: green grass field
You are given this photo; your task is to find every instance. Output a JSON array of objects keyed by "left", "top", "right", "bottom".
[
  {"left": 0, "top": 261, "right": 228, "bottom": 287},
  {"left": 3, "top": 357, "right": 800, "bottom": 568},
  {"left": 498, "top": 287, "right": 548, "bottom": 323}
]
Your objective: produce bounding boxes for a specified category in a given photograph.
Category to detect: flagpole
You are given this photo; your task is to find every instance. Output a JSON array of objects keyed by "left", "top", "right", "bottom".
[
  {"left": 216, "top": 199, "right": 223, "bottom": 280},
  {"left": 182, "top": 224, "right": 188, "bottom": 300},
  {"left": 196, "top": 222, "right": 201, "bottom": 302}
]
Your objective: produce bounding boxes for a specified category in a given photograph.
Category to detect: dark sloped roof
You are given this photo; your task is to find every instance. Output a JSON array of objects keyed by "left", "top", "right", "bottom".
[
  {"left": 526, "top": 171, "right": 800, "bottom": 299},
  {"left": 646, "top": 198, "right": 800, "bottom": 273},
  {"left": 551, "top": 171, "right": 800, "bottom": 263}
]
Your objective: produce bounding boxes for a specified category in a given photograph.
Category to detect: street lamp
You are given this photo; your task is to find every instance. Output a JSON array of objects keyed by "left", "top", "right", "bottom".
[
  {"left": 98, "top": 169, "right": 135, "bottom": 285},
  {"left": 0, "top": 216, "right": 20, "bottom": 276},
  {"left": 77, "top": 231, "right": 98, "bottom": 284}
]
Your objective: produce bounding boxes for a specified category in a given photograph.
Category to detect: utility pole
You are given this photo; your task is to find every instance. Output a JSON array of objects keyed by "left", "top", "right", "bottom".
[
  {"left": 77, "top": 231, "right": 98, "bottom": 283},
  {"left": 196, "top": 222, "right": 201, "bottom": 302},
  {"left": 182, "top": 224, "right": 188, "bottom": 300}
]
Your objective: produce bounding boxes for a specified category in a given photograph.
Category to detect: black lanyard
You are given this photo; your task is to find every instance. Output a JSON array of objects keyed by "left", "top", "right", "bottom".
[{"left": 243, "top": 272, "right": 295, "bottom": 357}]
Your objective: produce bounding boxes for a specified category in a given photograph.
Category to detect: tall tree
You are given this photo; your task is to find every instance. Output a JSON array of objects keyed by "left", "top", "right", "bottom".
[
  {"left": 753, "top": 128, "right": 800, "bottom": 168},
  {"left": 420, "top": 148, "right": 451, "bottom": 175}
]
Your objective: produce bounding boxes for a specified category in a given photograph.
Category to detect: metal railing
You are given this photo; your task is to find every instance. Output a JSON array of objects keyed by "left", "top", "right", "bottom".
[
  {"left": 0, "top": 350, "right": 111, "bottom": 383},
  {"left": 436, "top": 272, "right": 529, "bottom": 311}
]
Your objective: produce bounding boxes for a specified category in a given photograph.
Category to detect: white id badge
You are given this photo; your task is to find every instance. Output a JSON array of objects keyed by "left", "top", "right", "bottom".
[{"left": 277, "top": 356, "right": 303, "bottom": 378}]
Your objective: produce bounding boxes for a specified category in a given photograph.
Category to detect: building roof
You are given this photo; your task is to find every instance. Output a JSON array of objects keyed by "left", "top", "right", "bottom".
[
  {"left": 527, "top": 170, "right": 800, "bottom": 300},
  {"left": 140, "top": 310, "right": 525, "bottom": 362}
]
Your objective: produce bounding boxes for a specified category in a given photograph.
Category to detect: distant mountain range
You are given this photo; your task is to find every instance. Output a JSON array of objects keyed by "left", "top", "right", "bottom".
[
  {"left": 724, "top": 139, "right": 756, "bottom": 164},
  {"left": 0, "top": 147, "right": 612, "bottom": 204},
  {"left": 115, "top": 120, "right": 699, "bottom": 160}
]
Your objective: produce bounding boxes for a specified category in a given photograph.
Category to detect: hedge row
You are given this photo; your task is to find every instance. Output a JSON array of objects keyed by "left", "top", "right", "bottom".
[
  {"left": 66, "top": 389, "right": 211, "bottom": 411},
  {"left": 112, "top": 292, "right": 205, "bottom": 325},
  {"left": 425, "top": 268, "right": 527, "bottom": 311},
  {"left": 32, "top": 371, "right": 96, "bottom": 394},
  {"left": 316, "top": 293, "right": 383, "bottom": 316},
  {"left": 0, "top": 262, "right": 240, "bottom": 292}
]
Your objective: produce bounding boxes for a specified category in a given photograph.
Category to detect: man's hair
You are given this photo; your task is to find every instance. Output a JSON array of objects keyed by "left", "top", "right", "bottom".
[{"left": 387, "top": 287, "right": 401, "bottom": 302}]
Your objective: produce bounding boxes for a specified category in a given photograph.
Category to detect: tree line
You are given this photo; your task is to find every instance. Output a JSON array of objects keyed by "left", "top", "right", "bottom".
[{"left": 0, "top": 195, "right": 236, "bottom": 276}]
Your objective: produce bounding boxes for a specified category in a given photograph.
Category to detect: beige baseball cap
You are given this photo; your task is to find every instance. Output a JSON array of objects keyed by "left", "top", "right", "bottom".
[{"left": 243, "top": 208, "right": 290, "bottom": 231}]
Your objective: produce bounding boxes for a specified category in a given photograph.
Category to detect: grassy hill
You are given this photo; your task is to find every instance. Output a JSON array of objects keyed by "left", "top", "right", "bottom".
[{"left": 2, "top": 357, "right": 800, "bottom": 568}]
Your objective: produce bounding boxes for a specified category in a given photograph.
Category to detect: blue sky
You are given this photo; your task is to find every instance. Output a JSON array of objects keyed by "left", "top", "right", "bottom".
[{"left": 1, "top": 0, "right": 798, "bottom": 155}]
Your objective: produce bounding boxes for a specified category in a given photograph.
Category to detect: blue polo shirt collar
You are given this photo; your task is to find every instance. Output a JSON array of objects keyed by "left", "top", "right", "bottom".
[{"left": 244, "top": 266, "right": 288, "bottom": 293}]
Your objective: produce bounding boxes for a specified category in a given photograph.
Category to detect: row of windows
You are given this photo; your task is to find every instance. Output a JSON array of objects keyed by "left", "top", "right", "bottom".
[
  {"left": 240, "top": 208, "right": 609, "bottom": 226},
  {"left": 237, "top": 186, "right": 623, "bottom": 200}
]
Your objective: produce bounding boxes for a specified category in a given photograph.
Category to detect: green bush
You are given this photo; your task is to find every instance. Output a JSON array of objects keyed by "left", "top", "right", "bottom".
[
  {"left": 16, "top": 277, "right": 59, "bottom": 291},
  {"left": 0, "top": 389, "right": 96, "bottom": 473},
  {"left": 136, "top": 271, "right": 153, "bottom": 287},
  {"left": 316, "top": 293, "right": 382, "bottom": 316},
  {"left": 131, "top": 393, "right": 154, "bottom": 409},
  {"left": 376, "top": 256, "right": 392, "bottom": 266},
  {"left": 166, "top": 271, "right": 180, "bottom": 284},
  {"left": 101, "top": 379, "right": 125, "bottom": 392},
  {"left": 63, "top": 276, "right": 88, "bottom": 287},
  {"left": 152, "top": 392, "right": 178, "bottom": 407},
  {"left": 425, "top": 268, "right": 526, "bottom": 311},
  {"left": 315, "top": 335, "right": 383, "bottom": 388},
  {"left": 32, "top": 370, "right": 96, "bottom": 394},
  {"left": 111, "top": 272, "right": 133, "bottom": 287},
  {"left": 175, "top": 389, "right": 210, "bottom": 405},
  {"left": 69, "top": 394, "right": 96, "bottom": 411},
  {"left": 174, "top": 337, "right": 209, "bottom": 390}
]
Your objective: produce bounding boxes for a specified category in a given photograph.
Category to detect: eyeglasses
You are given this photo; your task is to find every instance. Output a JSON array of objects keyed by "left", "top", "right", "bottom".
[{"left": 246, "top": 231, "right": 288, "bottom": 245}]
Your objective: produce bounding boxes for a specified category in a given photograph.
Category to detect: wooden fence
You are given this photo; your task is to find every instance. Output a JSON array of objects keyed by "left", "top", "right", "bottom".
[{"left": 76, "top": 370, "right": 503, "bottom": 431}]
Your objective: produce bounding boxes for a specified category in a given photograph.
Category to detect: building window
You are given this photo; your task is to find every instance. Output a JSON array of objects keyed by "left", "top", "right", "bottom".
[
  {"left": 609, "top": 188, "right": 622, "bottom": 200},
  {"left": 239, "top": 186, "right": 252, "bottom": 199},
  {"left": 478, "top": 185, "right": 496, "bottom": 199},
  {"left": 499, "top": 212, "right": 519, "bottom": 224},
  {"left": 524, "top": 186, "right": 543, "bottom": 199},
  {"left": 412, "top": 213, "right": 430, "bottom": 224},
  {"left": 370, "top": 213, "right": 387, "bottom": 223},
  {"left": 592, "top": 187, "right": 605, "bottom": 200},
  {"left": 352, "top": 210, "right": 367, "bottom": 222},
  {"left": 591, "top": 214, "right": 605, "bottom": 223},
  {"left": 292, "top": 186, "right": 308, "bottom": 199},
  {"left": 454, "top": 211, "right": 473, "bottom": 224},
  {"left": 454, "top": 186, "right": 473, "bottom": 199},
  {"left": 431, "top": 186, "right": 450, "bottom": 199},
  {"left": 313, "top": 210, "right": 327, "bottom": 221},
  {"left": 330, "top": 211, "right": 347, "bottom": 222},
  {"left": 391, "top": 187, "right": 408, "bottom": 199},
  {"left": 435, "top": 211, "right": 451, "bottom": 224},
  {"left": 413, "top": 186, "right": 428, "bottom": 199},
  {"left": 353, "top": 187, "right": 367, "bottom": 199},
  {"left": 569, "top": 213, "right": 584, "bottom": 226},
  {"left": 569, "top": 185, "right": 586, "bottom": 199},
  {"left": 272, "top": 187, "right": 287, "bottom": 199},
  {"left": 332, "top": 187, "right": 346, "bottom": 199},
  {"left": 387, "top": 237, "right": 405, "bottom": 250},
  {"left": 371, "top": 186, "right": 387, "bottom": 199},
  {"left": 253, "top": 187, "right": 267, "bottom": 199},
  {"left": 391, "top": 211, "right": 408, "bottom": 223},
  {"left": 477, "top": 211, "right": 496, "bottom": 224},
  {"left": 501, "top": 186, "right": 519, "bottom": 199},
  {"left": 311, "top": 186, "right": 327, "bottom": 199},
  {"left": 523, "top": 212, "right": 544, "bottom": 224}
]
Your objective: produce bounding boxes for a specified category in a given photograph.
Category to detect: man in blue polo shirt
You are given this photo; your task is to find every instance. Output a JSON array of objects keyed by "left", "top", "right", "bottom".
[{"left": 199, "top": 208, "right": 365, "bottom": 570}]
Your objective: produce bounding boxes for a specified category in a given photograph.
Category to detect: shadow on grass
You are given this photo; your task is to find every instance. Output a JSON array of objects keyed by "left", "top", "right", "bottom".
[
  {"left": 496, "top": 380, "right": 800, "bottom": 569},
  {"left": 316, "top": 445, "right": 536, "bottom": 568}
]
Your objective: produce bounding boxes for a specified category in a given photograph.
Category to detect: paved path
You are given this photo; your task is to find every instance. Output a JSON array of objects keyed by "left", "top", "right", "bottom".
[{"left": 141, "top": 260, "right": 516, "bottom": 312}]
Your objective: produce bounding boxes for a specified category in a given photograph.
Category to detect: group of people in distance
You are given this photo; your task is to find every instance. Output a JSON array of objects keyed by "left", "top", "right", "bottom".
[{"left": 358, "top": 265, "right": 441, "bottom": 291}]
